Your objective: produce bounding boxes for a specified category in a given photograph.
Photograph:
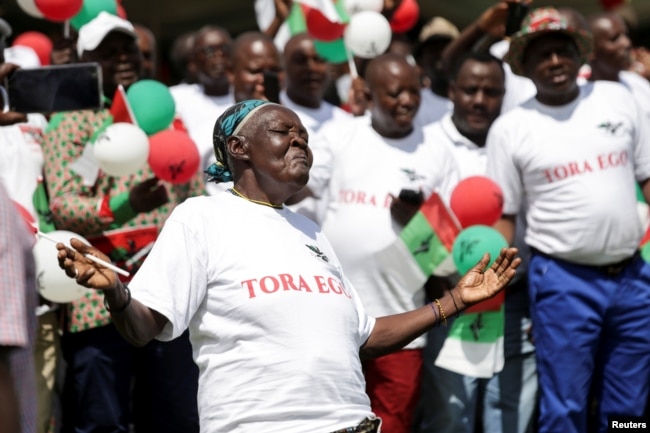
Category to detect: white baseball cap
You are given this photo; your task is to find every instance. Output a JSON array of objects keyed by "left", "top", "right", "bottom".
[{"left": 77, "top": 11, "right": 136, "bottom": 57}]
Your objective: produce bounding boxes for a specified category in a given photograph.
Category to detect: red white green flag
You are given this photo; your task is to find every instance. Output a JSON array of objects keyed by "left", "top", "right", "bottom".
[{"left": 374, "top": 192, "right": 460, "bottom": 295}]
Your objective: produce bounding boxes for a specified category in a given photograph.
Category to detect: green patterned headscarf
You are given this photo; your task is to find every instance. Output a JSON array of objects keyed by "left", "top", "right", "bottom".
[{"left": 205, "top": 99, "right": 271, "bottom": 183}]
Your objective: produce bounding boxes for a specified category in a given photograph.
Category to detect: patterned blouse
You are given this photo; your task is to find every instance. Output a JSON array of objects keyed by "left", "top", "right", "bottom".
[{"left": 42, "top": 109, "right": 205, "bottom": 333}]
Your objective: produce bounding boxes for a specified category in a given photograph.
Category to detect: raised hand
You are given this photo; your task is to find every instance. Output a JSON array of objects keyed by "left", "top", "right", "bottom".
[
  {"left": 454, "top": 247, "right": 520, "bottom": 307},
  {"left": 129, "top": 177, "right": 169, "bottom": 213},
  {"left": 57, "top": 237, "right": 119, "bottom": 291}
]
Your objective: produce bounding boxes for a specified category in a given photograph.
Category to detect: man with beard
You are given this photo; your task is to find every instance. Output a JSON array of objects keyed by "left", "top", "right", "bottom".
[
  {"left": 170, "top": 25, "right": 234, "bottom": 196},
  {"left": 42, "top": 12, "right": 203, "bottom": 433},
  {"left": 487, "top": 7, "right": 650, "bottom": 433},
  {"left": 291, "top": 53, "right": 460, "bottom": 433}
]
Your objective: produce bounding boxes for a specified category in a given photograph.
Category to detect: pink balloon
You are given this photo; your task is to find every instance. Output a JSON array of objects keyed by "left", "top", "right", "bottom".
[
  {"left": 12, "top": 31, "right": 53, "bottom": 66},
  {"left": 148, "top": 130, "right": 200, "bottom": 184},
  {"left": 34, "top": 0, "right": 84, "bottom": 22}
]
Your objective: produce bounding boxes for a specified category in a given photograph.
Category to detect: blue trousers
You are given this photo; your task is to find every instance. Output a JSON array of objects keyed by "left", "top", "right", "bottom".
[
  {"left": 529, "top": 252, "right": 650, "bottom": 433},
  {"left": 60, "top": 324, "right": 199, "bottom": 433}
]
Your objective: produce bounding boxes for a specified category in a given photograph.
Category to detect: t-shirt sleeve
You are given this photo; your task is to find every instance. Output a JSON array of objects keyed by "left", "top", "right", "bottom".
[
  {"left": 631, "top": 97, "right": 650, "bottom": 183},
  {"left": 486, "top": 117, "right": 523, "bottom": 215},
  {"left": 341, "top": 274, "right": 376, "bottom": 347},
  {"left": 128, "top": 208, "right": 208, "bottom": 341}
]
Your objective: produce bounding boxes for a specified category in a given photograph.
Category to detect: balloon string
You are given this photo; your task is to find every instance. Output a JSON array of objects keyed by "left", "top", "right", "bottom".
[
  {"left": 63, "top": 20, "right": 70, "bottom": 39},
  {"left": 345, "top": 45, "right": 358, "bottom": 79},
  {"left": 36, "top": 229, "right": 131, "bottom": 277}
]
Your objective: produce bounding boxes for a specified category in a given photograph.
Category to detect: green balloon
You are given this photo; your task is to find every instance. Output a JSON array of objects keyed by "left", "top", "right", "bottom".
[
  {"left": 636, "top": 182, "right": 645, "bottom": 203},
  {"left": 70, "top": 0, "right": 118, "bottom": 30},
  {"left": 452, "top": 225, "right": 508, "bottom": 276},
  {"left": 314, "top": 38, "right": 348, "bottom": 63},
  {"left": 126, "top": 80, "right": 176, "bottom": 136}
]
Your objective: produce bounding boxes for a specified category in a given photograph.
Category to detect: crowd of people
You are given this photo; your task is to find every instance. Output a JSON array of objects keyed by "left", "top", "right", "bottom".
[{"left": 2, "top": 0, "right": 650, "bottom": 432}]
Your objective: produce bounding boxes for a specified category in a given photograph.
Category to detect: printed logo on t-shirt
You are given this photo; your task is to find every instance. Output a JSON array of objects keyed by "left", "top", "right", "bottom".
[
  {"left": 598, "top": 121, "right": 625, "bottom": 136},
  {"left": 401, "top": 168, "right": 425, "bottom": 181},
  {"left": 306, "top": 244, "right": 329, "bottom": 262},
  {"left": 241, "top": 273, "right": 352, "bottom": 299},
  {"left": 542, "top": 150, "right": 629, "bottom": 183}
]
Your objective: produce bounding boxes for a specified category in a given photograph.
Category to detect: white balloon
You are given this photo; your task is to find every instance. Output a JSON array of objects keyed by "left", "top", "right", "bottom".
[
  {"left": 343, "top": 0, "right": 383, "bottom": 15},
  {"left": 17, "top": 0, "right": 44, "bottom": 18},
  {"left": 94, "top": 123, "right": 150, "bottom": 177},
  {"left": 344, "top": 11, "right": 392, "bottom": 59},
  {"left": 34, "top": 230, "right": 92, "bottom": 303}
]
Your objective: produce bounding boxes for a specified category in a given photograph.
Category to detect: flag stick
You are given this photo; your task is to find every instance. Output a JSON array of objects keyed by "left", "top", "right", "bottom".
[{"left": 37, "top": 230, "right": 131, "bottom": 277}]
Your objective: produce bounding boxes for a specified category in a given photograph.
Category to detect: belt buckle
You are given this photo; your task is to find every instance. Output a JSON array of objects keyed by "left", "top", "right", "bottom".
[{"left": 605, "top": 264, "right": 624, "bottom": 276}]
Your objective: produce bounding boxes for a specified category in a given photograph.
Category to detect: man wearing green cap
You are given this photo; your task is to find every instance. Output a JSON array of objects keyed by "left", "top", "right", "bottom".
[{"left": 487, "top": 6, "right": 650, "bottom": 433}]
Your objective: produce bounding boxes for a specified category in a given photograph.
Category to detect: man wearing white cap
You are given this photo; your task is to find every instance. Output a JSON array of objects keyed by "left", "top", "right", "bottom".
[
  {"left": 42, "top": 11, "right": 202, "bottom": 433},
  {"left": 487, "top": 7, "right": 650, "bottom": 433}
]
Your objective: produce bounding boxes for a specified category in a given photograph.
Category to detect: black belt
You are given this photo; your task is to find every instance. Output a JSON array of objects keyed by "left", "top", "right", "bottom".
[
  {"left": 331, "top": 417, "right": 381, "bottom": 433},
  {"left": 530, "top": 248, "right": 639, "bottom": 277}
]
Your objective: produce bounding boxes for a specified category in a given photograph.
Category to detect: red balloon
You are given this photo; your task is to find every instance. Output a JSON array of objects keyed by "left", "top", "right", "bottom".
[
  {"left": 34, "top": 0, "right": 83, "bottom": 22},
  {"left": 450, "top": 176, "right": 504, "bottom": 228},
  {"left": 12, "top": 31, "right": 53, "bottom": 66},
  {"left": 390, "top": 0, "right": 420, "bottom": 33},
  {"left": 148, "top": 130, "right": 200, "bottom": 185},
  {"left": 306, "top": 8, "right": 346, "bottom": 42}
]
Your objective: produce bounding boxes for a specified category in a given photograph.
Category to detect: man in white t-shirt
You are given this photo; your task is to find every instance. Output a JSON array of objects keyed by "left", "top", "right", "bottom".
[
  {"left": 294, "top": 53, "right": 460, "bottom": 433},
  {"left": 487, "top": 7, "right": 650, "bottom": 433},
  {"left": 414, "top": 51, "right": 537, "bottom": 433},
  {"left": 170, "top": 26, "right": 235, "bottom": 195},
  {"left": 55, "top": 99, "right": 521, "bottom": 433}
]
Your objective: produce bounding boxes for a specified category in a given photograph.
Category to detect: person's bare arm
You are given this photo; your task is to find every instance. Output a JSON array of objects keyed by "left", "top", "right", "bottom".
[
  {"left": 360, "top": 247, "right": 520, "bottom": 359},
  {"left": 57, "top": 238, "right": 168, "bottom": 347},
  {"left": 263, "top": 0, "right": 292, "bottom": 40},
  {"left": 441, "top": 1, "right": 523, "bottom": 75},
  {"left": 494, "top": 213, "right": 517, "bottom": 245}
]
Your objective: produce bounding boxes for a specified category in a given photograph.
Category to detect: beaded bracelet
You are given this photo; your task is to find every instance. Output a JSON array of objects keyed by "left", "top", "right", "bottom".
[
  {"left": 450, "top": 288, "right": 461, "bottom": 318},
  {"left": 103, "top": 285, "right": 132, "bottom": 313},
  {"left": 434, "top": 298, "right": 447, "bottom": 327}
]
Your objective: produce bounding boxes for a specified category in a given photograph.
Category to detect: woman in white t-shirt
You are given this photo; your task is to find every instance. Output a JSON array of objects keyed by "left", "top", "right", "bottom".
[{"left": 55, "top": 99, "right": 520, "bottom": 433}]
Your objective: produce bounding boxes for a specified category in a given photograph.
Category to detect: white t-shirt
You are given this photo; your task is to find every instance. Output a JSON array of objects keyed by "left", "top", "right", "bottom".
[
  {"left": 307, "top": 116, "right": 460, "bottom": 348},
  {"left": 0, "top": 114, "right": 47, "bottom": 218},
  {"left": 129, "top": 192, "right": 376, "bottom": 433},
  {"left": 170, "top": 83, "right": 235, "bottom": 195},
  {"left": 486, "top": 81, "right": 650, "bottom": 265},
  {"left": 425, "top": 113, "right": 487, "bottom": 178},
  {"left": 415, "top": 88, "right": 452, "bottom": 128}
]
